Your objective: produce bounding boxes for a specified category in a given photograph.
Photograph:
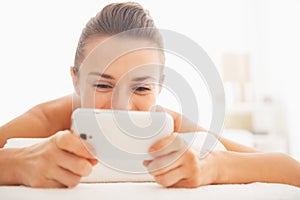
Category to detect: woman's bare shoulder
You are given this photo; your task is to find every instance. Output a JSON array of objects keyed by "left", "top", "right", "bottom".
[
  {"left": 38, "top": 93, "right": 80, "bottom": 111},
  {"left": 36, "top": 93, "right": 80, "bottom": 128},
  {"left": 0, "top": 94, "right": 80, "bottom": 146}
]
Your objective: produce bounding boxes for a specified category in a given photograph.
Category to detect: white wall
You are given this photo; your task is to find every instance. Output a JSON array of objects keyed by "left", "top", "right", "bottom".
[{"left": 254, "top": 0, "right": 300, "bottom": 160}]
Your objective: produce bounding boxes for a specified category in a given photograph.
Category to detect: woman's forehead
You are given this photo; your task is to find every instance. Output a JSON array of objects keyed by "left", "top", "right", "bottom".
[
  {"left": 84, "top": 54, "right": 162, "bottom": 82},
  {"left": 79, "top": 36, "right": 163, "bottom": 78},
  {"left": 83, "top": 35, "right": 162, "bottom": 65}
]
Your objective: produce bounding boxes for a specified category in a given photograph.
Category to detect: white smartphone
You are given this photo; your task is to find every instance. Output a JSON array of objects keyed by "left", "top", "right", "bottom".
[{"left": 71, "top": 108, "right": 174, "bottom": 173}]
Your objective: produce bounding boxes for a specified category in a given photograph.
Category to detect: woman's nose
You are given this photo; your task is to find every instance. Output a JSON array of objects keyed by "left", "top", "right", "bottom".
[{"left": 111, "top": 89, "right": 133, "bottom": 110}]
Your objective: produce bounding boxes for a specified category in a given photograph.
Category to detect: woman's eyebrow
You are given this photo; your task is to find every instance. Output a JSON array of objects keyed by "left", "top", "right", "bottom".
[
  {"left": 88, "top": 72, "right": 115, "bottom": 80},
  {"left": 131, "top": 76, "right": 156, "bottom": 82}
]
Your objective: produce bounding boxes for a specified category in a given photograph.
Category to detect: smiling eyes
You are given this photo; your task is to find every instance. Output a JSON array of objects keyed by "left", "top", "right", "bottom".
[
  {"left": 93, "top": 84, "right": 112, "bottom": 89},
  {"left": 132, "top": 86, "right": 151, "bottom": 92},
  {"left": 92, "top": 83, "right": 152, "bottom": 94}
]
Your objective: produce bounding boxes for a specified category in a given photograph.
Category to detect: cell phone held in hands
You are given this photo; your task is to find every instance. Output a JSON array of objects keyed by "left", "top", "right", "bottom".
[{"left": 71, "top": 108, "right": 174, "bottom": 172}]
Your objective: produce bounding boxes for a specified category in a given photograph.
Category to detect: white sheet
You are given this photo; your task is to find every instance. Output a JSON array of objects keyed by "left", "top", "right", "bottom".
[{"left": 1, "top": 182, "right": 299, "bottom": 200}]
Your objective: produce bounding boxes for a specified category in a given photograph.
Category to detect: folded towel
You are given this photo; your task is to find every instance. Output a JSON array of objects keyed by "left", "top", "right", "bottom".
[{"left": 4, "top": 132, "right": 226, "bottom": 183}]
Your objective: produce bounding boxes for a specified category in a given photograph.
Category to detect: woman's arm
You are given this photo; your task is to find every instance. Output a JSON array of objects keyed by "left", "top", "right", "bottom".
[
  {"left": 0, "top": 131, "right": 97, "bottom": 187},
  {"left": 0, "top": 94, "right": 97, "bottom": 188},
  {"left": 216, "top": 135, "right": 260, "bottom": 153},
  {"left": 0, "top": 94, "right": 76, "bottom": 147},
  {"left": 163, "top": 107, "right": 259, "bottom": 153},
  {"left": 147, "top": 107, "right": 300, "bottom": 188},
  {"left": 145, "top": 133, "right": 300, "bottom": 188},
  {"left": 214, "top": 151, "right": 300, "bottom": 187}
]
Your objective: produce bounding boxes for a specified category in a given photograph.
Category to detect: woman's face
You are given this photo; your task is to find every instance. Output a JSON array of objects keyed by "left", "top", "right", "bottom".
[{"left": 71, "top": 36, "right": 163, "bottom": 111}]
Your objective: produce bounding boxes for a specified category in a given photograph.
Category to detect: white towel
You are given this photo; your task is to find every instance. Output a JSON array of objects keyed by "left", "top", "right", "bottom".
[
  {"left": 1, "top": 182, "right": 300, "bottom": 200},
  {"left": 4, "top": 132, "right": 226, "bottom": 183}
]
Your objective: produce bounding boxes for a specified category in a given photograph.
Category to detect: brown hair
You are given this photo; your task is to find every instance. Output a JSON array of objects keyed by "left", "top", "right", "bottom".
[{"left": 73, "top": 2, "right": 164, "bottom": 73}]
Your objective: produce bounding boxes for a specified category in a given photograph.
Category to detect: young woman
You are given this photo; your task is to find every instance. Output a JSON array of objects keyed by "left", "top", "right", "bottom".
[{"left": 0, "top": 2, "right": 299, "bottom": 188}]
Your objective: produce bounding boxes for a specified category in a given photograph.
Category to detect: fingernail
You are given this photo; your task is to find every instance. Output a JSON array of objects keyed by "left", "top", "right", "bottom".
[
  {"left": 143, "top": 161, "right": 147, "bottom": 166},
  {"left": 143, "top": 160, "right": 151, "bottom": 167},
  {"left": 149, "top": 146, "right": 156, "bottom": 153}
]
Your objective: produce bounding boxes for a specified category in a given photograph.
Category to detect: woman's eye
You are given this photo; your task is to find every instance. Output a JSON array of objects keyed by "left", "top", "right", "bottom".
[
  {"left": 133, "top": 87, "right": 151, "bottom": 92},
  {"left": 93, "top": 84, "right": 112, "bottom": 89}
]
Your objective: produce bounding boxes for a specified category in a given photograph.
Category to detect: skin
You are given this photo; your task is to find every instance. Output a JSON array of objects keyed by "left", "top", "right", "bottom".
[{"left": 0, "top": 36, "right": 300, "bottom": 188}]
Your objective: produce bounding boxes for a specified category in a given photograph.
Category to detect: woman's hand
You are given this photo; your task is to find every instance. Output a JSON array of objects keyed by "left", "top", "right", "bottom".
[
  {"left": 143, "top": 133, "right": 219, "bottom": 188},
  {"left": 10, "top": 130, "right": 97, "bottom": 188}
]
